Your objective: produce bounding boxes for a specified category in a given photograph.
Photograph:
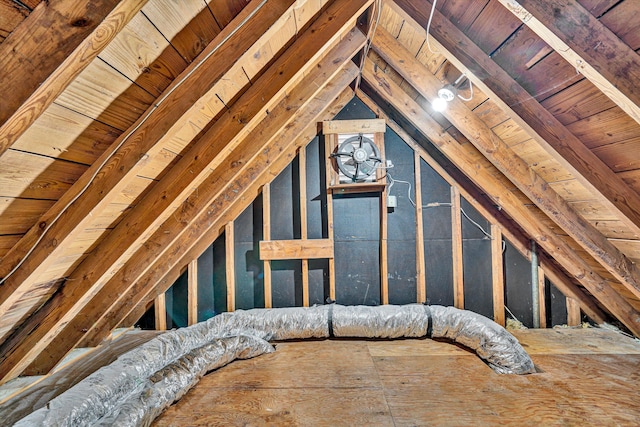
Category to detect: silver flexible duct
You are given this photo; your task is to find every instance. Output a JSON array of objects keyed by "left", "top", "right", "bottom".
[{"left": 14, "top": 304, "right": 534, "bottom": 426}]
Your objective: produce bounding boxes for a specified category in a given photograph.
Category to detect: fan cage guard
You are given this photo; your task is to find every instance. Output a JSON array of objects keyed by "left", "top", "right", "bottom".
[{"left": 333, "top": 132, "right": 381, "bottom": 183}]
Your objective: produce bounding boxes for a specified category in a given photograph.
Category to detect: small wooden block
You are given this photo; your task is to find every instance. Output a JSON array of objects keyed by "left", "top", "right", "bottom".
[
  {"left": 259, "top": 239, "right": 334, "bottom": 260},
  {"left": 322, "top": 119, "right": 386, "bottom": 134}
]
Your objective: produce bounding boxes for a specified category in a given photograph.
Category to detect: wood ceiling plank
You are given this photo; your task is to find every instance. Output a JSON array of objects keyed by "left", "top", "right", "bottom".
[
  {"left": 141, "top": 0, "right": 218, "bottom": 62},
  {"left": 0, "top": 1, "right": 29, "bottom": 41},
  {"left": 372, "top": 27, "right": 640, "bottom": 303},
  {"left": 0, "top": 0, "right": 147, "bottom": 157},
  {"left": 592, "top": 139, "right": 640, "bottom": 174},
  {"left": 0, "top": 197, "right": 55, "bottom": 236},
  {"left": 565, "top": 107, "right": 640, "bottom": 149},
  {"left": 391, "top": 0, "right": 640, "bottom": 247},
  {"left": 11, "top": 103, "right": 121, "bottom": 166},
  {"left": 361, "top": 58, "right": 640, "bottom": 335},
  {"left": 540, "top": 78, "right": 614, "bottom": 126},
  {"left": 0, "top": 0, "right": 296, "bottom": 327},
  {"left": 207, "top": 0, "right": 250, "bottom": 28},
  {"left": 28, "top": 58, "right": 359, "bottom": 377},
  {"left": 55, "top": 59, "right": 156, "bottom": 131},
  {"left": 0, "top": 150, "right": 87, "bottom": 201},
  {"left": 499, "top": 0, "right": 640, "bottom": 127},
  {"left": 98, "top": 13, "right": 188, "bottom": 98}
]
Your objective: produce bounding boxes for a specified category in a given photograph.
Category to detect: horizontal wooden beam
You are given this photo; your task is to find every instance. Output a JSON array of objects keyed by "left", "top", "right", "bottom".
[
  {"left": 371, "top": 25, "right": 640, "bottom": 302},
  {"left": 259, "top": 239, "right": 334, "bottom": 260},
  {"left": 361, "top": 56, "right": 640, "bottom": 336},
  {"left": 0, "top": 0, "right": 147, "bottom": 155},
  {"left": 322, "top": 118, "right": 386, "bottom": 134}
]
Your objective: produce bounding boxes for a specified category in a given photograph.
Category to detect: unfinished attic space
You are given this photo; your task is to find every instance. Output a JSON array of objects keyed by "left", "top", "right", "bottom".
[{"left": 1, "top": 0, "right": 640, "bottom": 424}]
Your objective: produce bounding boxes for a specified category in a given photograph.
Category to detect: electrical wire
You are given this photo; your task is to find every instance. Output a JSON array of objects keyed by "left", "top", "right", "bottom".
[
  {"left": 425, "top": 0, "right": 439, "bottom": 54},
  {"left": 0, "top": 0, "right": 269, "bottom": 286},
  {"left": 456, "top": 76, "right": 474, "bottom": 102},
  {"left": 355, "top": 0, "right": 383, "bottom": 93},
  {"left": 387, "top": 174, "right": 494, "bottom": 240}
]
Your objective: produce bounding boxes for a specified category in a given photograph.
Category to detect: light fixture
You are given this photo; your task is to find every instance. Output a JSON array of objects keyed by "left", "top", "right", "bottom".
[{"left": 431, "top": 74, "right": 473, "bottom": 112}]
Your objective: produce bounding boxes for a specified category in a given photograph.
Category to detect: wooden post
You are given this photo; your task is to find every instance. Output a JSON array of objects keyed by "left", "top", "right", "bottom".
[
  {"left": 188, "top": 259, "right": 198, "bottom": 325},
  {"left": 299, "top": 150, "right": 310, "bottom": 307},
  {"left": 325, "top": 133, "right": 337, "bottom": 301},
  {"left": 414, "top": 152, "right": 426, "bottom": 303},
  {"left": 491, "top": 224, "right": 505, "bottom": 326},
  {"left": 225, "top": 222, "right": 235, "bottom": 312},
  {"left": 379, "top": 131, "right": 389, "bottom": 305},
  {"left": 262, "top": 184, "right": 272, "bottom": 308},
  {"left": 567, "top": 297, "right": 581, "bottom": 327},
  {"left": 538, "top": 266, "right": 547, "bottom": 328},
  {"left": 154, "top": 293, "right": 166, "bottom": 331},
  {"left": 451, "top": 186, "right": 464, "bottom": 309}
]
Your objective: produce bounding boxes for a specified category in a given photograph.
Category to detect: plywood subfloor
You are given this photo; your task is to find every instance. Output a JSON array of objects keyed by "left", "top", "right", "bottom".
[{"left": 154, "top": 328, "right": 640, "bottom": 426}]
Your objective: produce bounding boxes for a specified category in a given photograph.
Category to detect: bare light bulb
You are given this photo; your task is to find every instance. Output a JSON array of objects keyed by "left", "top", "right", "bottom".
[{"left": 432, "top": 96, "right": 448, "bottom": 112}]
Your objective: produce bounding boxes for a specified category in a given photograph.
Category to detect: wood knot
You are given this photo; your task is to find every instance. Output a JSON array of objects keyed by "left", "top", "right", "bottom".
[{"left": 71, "top": 18, "right": 91, "bottom": 27}]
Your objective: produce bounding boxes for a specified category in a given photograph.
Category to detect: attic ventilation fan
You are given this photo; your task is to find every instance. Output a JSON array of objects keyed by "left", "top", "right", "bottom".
[{"left": 331, "top": 133, "right": 382, "bottom": 182}]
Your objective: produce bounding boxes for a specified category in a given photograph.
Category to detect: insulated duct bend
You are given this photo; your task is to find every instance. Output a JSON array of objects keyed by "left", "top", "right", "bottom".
[{"left": 15, "top": 304, "right": 535, "bottom": 427}]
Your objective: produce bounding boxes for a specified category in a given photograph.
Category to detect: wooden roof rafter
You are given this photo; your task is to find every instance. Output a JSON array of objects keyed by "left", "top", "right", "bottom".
[
  {"left": 0, "top": 0, "right": 149, "bottom": 156},
  {"left": 497, "top": 0, "right": 640, "bottom": 127},
  {"left": 0, "top": 0, "right": 371, "bottom": 383},
  {"left": 391, "top": 0, "right": 640, "bottom": 238},
  {"left": 371, "top": 25, "right": 640, "bottom": 304},
  {"left": 0, "top": 0, "right": 295, "bottom": 334},
  {"left": 360, "top": 54, "right": 640, "bottom": 336}
]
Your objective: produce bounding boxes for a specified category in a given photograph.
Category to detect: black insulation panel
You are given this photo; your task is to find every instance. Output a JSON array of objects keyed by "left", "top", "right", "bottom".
[
  {"left": 386, "top": 126, "right": 417, "bottom": 304},
  {"left": 420, "top": 159, "right": 454, "bottom": 306},
  {"left": 461, "top": 198, "right": 493, "bottom": 319},
  {"left": 165, "top": 269, "right": 188, "bottom": 328},
  {"left": 504, "top": 239, "right": 533, "bottom": 327},
  {"left": 546, "top": 279, "right": 569, "bottom": 326},
  {"left": 197, "top": 233, "right": 227, "bottom": 321},
  {"left": 234, "top": 197, "right": 264, "bottom": 310},
  {"left": 306, "top": 136, "right": 327, "bottom": 239},
  {"left": 334, "top": 193, "right": 381, "bottom": 305},
  {"left": 308, "top": 258, "right": 330, "bottom": 305},
  {"left": 270, "top": 162, "right": 301, "bottom": 240},
  {"left": 271, "top": 260, "right": 303, "bottom": 308}
]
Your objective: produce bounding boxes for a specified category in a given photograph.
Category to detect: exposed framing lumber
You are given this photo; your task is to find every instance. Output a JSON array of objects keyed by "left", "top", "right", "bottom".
[
  {"left": 491, "top": 225, "right": 506, "bottom": 326},
  {"left": 538, "top": 265, "right": 547, "bottom": 329},
  {"left": 371, "top": 25, "right": 640, "bottom": 303},
  {"left": 259, "top": 240, "right": 334, "bottom": 260},
  {"left": 116, "top": 88, "right": 353, "bottom": 334},
  {"left": 567, "top": 297, "right": 582, "bottom": 326},
  {"left": 298, "top": 148, "right": 310, "bottom": 307},
  {"left": 0, "top": 0, "right": 295, "bottom": 321},
  {"left": 0, "top": 0, "right": 148, "bottom": 155},
  {"left": 0, "top": 3, "right": 369, "bottom": 383},
  {"left": 22, "top": 65, "right": 358, "bottom": 378},
  {"left": 262, "top": 183, "right": 273, "bottom": 309},
  {"left": 451, "top": 185, "right": 464, "bottom": 309},
  {"left": 379, "top": 131, "right": 389, "bottom": 305},
  {"left": 390, "top": 0, "right": 640, "bottom": 238},
  {"left": 188, "top": 259, "right": 198, "bottom": 326},
  {"left": 361, "top": 58, "right": 640, "bottom": 335},
  {"left": 498, "top": 0, "right": 640, "bottom": 127},
  {"left": 357, "top": 88, "right": 607, "bottom": 325},
  {"left": 414, "top": 152, "right": 426, "bottom": 304},
  {"left": 154, "top": 293, "right": 166, "bottom": 331},
  {"left": 324, "top": 134, "right": 338, "bottom": 302},
  {"left": 226, "top": 222, "right": 235, "bottom": 313}
]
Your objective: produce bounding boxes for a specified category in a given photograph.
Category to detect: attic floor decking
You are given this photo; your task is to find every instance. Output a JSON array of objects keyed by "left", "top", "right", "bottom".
[{"left": 154, "top": 328, "right": 640, "bottom": 426}]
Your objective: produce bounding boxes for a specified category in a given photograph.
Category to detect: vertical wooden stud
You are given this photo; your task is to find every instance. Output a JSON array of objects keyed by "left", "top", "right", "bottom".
[
  {"left": 299, "top": 150, "right": 310, "bottom": 307},
  {"left": 188, "top": 259, "right": 198, "bottom": 325},
  {"left": 451, "top": 186, "right": 464, "bottom": 309},
  {"left": 538, "top": 266, "right": 547, "bottom": 328},
  {"left": 414, "top": 152, "right": 426, "bottom": 303},
  {"left": 567, "top": 297, "right": 581, "bottom": 326},
  {"left": 154, "top": 293, "right": 167, "bottom": 331},
  {"left": 325, "top": 134, "right": 336, "bottom": 301},
  {"left": 491, "top": 224, "right": 505, "bottom": 326},
  {"left": 226, "top": 221, "right": 235, "bottom": 312},
  {"left": 262, "top": 184, "right": 272, "bottom": 308},
  {"left": 378, "top": 130, "right": 389, "bottom": 305}
]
